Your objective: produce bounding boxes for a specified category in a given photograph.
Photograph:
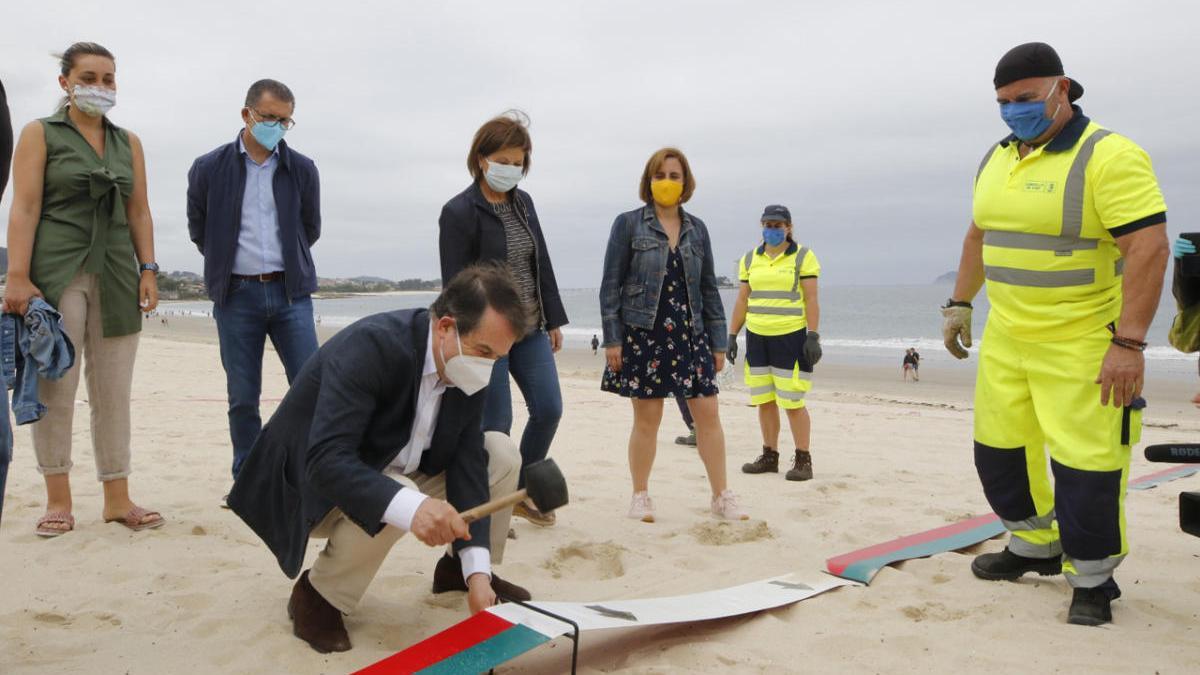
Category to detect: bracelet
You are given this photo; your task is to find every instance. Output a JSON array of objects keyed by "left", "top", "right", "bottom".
[
  {"left": 943, "top": 298, "right": 972, "bottom": 309},
  {"left": 1111, "top": 335, "right": 1147, "bottom": 352}
]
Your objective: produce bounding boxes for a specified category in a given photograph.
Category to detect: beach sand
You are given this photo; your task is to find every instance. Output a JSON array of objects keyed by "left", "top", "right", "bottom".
[{"left": 2, "top": 316, "right": 1198, "bottom": 673}]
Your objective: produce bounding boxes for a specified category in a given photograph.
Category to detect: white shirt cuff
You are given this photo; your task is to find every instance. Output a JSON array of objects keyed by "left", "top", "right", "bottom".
[
  {"left": 382, "top": 487, "right": 429, "bottom": 532},
  {"left": 458, "top": 546, "right": 492, "bottom": 583}
]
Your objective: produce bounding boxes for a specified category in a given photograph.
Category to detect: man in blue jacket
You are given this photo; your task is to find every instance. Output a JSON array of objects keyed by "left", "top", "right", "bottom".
[{"left": 187, "top": 79, "right": 321, "bottom": 485}]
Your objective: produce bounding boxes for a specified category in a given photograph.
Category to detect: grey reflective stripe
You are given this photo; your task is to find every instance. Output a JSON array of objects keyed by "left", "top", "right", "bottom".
[
  {"left": 750, "top": 290, "right": 802, "bottom": 300},
  {"left": 791, "top": 246, "right": 810, "bottom": 293},
  {"left": 1001, "top": 511, "right": 1056, "bottom": 532},
  {"left": 750, "top": 385, "right": 775, "bottom": 396},
  {"left": 747, "top": 306, "right": 806, "bottom": 316},
  {"left": 1115, "top": 258, "right": 1125, "bottom": 276},
  {"left": 1064, "top": 555, "right": 1124, "bottom": 588},
  {"left": 975, "top": 142, "right": 1002, "bottom": 185},
  {"left": 743, "top": 250, "right": 755, "bottom": 272},
  {"left": 984, "top": 266, "right": 1095, "bottom": 288},
  {"left": 982, "top": 231, "right": 1098, "bottom": 252},
  {"left": 747, "top": 366, "right": 771, "bottom": 376},
  {"left": 1061, "top": 129, "right": 1113, "bottom": 239},
  {"left": 775, "top": 389, "right": 807, "bottom": 401},
  {"left": 1007, "top": 537, "right": 1063, "bottom": 560},
  {"left": 769, "top": 366, "right": 797, "bottom": 379}
]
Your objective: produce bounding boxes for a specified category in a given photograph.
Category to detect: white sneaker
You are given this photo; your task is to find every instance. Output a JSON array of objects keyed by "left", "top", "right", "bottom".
[
  {"left": 711, "top": 489, "right": 749, "bottom": 520},
  {"left": 628, "top": 491, "right": 655, "bottom": 522}
]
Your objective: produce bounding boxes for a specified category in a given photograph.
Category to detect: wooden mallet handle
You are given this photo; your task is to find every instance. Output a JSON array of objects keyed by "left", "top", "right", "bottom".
[{"left": 460, "top": 489, "right": 528, "bottom": 524}]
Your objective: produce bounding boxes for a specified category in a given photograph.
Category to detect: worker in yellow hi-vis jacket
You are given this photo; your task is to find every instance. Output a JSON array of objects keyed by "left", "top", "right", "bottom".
[
  {"left": 943, "top": 42, "right": 1168, "bottom": 626},
  {"left": 728, "top": 204, "right": 821, "bottom": 481}
]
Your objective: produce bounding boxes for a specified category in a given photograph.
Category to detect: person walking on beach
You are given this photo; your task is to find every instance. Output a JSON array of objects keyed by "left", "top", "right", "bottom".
[
  {"left": 591, "top": 334, "right": 599, "bottom": 354},
  {"left": 727, "top": 205, "right": 822, "bottom": 481},
  {"left": 228, "top": 266, "right": 533, "bottom": 653},
  {"left": 600, "top": 147, "right": 746, "bottom": 522},
  {"left": 902, "top": 348, "right": 919, "bottom": 382},
  {"left": 438, "top": 111, "right": 567, "bottom": 528},
  {"left": 187, "top": 79, "right": 320, "bottom": 487},
  {"left": 3, "top": 42, "right": 164, "bottom": 535},
  {"left": 943, "top": 42, "right": 1168, "bottom": 625}
]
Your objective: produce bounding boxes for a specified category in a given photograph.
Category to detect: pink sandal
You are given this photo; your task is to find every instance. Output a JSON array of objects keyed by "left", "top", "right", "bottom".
[
  {"left": 104, "top": 505, "right": 165, "bottom": 532},
  {"left": 36, "top": 511, "right": 75, "bottom": 538}
]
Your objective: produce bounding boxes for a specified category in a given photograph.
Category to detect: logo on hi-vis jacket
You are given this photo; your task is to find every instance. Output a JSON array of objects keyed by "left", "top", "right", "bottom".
[{"left": 1024, "top": 180, "right": 1057, "bottom": 193}]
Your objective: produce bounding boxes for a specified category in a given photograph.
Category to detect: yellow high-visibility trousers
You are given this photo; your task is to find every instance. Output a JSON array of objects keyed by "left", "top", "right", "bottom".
[
  {"left": 973, "top": 320, "right": 1139, "bottom": 588},
  {"left": 744, "top": 329, "right": 813, "bottom": 410}
]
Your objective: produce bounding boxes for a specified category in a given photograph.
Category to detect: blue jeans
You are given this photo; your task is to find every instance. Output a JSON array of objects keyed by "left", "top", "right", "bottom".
[
  {"left": 482, "top": 330, "right": 562, "bottom": 488},
  {"left": 214, "top": 279, "right": 318, "bottom": 479}
]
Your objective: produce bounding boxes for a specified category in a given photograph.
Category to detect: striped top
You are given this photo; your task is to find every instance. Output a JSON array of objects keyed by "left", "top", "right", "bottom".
[{"left": 493, "top": 201, "right": 541, "bottom": 319}]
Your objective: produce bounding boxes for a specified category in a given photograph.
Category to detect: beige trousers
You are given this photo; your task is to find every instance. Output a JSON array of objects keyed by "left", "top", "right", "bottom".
[
  {"left": 32, "top": 272, "right": 140, "bottom": 481},
  {"left": 308, "top": 431, "right": 520, "bottom": 613}
]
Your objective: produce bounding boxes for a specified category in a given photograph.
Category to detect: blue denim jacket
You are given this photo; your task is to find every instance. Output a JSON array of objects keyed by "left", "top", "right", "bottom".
[
  {"left": 599, "top": 205, "right": 727, "bottom": 351},
  {"left": 2, "top": 298, "right": 76, "bottom": 425}
]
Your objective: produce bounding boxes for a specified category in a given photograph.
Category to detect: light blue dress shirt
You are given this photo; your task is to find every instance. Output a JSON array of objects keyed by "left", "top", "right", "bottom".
[{"left": 232, "top": 136, "right": 286, "bottom": 275}]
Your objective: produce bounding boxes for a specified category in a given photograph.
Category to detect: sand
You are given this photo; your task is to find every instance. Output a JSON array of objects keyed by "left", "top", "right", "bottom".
[{"left": 1, "top": 315, "right": 1198, "bottom": 674}]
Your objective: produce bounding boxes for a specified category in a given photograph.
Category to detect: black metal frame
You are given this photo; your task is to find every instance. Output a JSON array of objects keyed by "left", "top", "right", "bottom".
[{"left": 490, "top": 595, "right": 580, "bottom": 675}]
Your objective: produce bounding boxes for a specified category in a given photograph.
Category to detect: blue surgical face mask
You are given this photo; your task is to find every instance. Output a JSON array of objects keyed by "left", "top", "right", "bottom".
[
  {"left": 999, "top": 79, "right": 1062, "bottom": 142},
  {"left": 248, "top": 111, "right": 287, "bottom": 151},
  {"left": 484, "top": 160, "right": 524, "bottom": 193},
  {"left": 762, "top": 226, "right": 787, "bottom": 247}
]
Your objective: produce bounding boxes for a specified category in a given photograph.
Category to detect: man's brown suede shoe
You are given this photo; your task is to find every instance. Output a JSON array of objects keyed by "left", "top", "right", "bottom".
[
  {"left": 287, "top": 570, "right": 352, "bottom": 653},
  {"left": 431, "top": 553, "right": 533, "bottom": 602}
]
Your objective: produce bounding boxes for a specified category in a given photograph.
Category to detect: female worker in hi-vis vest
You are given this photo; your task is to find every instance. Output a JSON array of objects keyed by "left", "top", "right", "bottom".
[{"left": 727, "top": 205, "right": 822, "bottom": 481}]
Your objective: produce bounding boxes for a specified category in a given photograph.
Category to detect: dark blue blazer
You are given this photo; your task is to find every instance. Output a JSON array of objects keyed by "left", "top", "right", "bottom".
[
  {"left": 186, "top": 131, "right": 321, "bottom": 305},
  {"left": 228, "top": 308, "right": 491, "bottom": 578}
]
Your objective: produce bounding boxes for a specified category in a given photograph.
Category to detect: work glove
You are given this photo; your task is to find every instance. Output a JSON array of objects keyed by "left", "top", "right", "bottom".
[
  {"left": 727, "top": 335, "right": 739, "bottom": 364},
  {"left": 1173, "top": 236, "right": 1196, "bottom": 259},
  {"left": 804, "top": 332, "right": 822, "bottom": 366},
  {"left": 941, "top": 303, "right": 973, "bottom": 359}
]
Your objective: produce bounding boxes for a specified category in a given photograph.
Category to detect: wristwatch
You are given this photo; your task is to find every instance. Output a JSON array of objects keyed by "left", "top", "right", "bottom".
[{"left": 139, "top": 262, "right": 160, "bottom": 273}]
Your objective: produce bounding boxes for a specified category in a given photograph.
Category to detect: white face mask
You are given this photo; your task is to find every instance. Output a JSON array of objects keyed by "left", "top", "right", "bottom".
[
  {"left": 442, "top": 323, "right": 495, "bottom": 396},
  {"left": 70, "top": 84, "right": 116, "bottom": 117},
  {"left": 483, "top": 161, "right": 523, "bottom": 193}
]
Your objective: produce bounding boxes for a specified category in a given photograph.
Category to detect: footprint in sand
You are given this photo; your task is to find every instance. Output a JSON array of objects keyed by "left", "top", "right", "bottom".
[
  {"left": 689, "top": 521, "right": 773, "bottom": 546},
  {"left": 901, "top": 601, "right": 968, "bottom": 622},
  {"left": 33, "top": 612, "right": 70, "bottom": 625},
  {"left": 542, "top": 541, "right": 627, "bottom": 580},
  {"left": 191, "top": 525, "right": 207, "bottom": 536}
]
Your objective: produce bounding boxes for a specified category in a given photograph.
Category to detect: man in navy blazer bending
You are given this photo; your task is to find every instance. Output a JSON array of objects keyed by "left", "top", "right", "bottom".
[{"left": 229, "top": 265, "right": 533, "bottom": 653}]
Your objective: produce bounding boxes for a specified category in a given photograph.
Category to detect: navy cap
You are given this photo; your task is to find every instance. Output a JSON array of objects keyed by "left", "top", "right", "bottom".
[
  {"left": 994, "top": 42, "right": 1083, "bottom": 101},
  {"left": 761, "top": 204, "right": 791, "bottom": 223}
]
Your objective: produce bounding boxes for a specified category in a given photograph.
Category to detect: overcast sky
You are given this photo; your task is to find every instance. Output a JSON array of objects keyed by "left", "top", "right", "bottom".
[{"left": 2, "top": 1, "right": 1196, "bottom": 288}]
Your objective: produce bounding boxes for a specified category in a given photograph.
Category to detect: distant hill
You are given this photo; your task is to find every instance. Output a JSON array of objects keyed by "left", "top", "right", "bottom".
[{"left": 934, "top": 270, "right": 956, "bottom": 284}]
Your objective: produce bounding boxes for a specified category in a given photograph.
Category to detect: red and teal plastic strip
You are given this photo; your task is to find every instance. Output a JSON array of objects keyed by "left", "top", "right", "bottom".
[
  {"left": 825, "top": 513, "right": 1005, "bottom": 584},
  {"left": 1128, "top": 464, "right": 1198, "bottom": 490},
  {"left": 352, "top": 611, "right": 554, "bottom": 675}
]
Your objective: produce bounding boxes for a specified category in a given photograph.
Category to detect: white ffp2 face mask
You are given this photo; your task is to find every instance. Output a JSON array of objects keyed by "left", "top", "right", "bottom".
[
  {"left": 71, "top": 84, "right": 116, "bottom": 117},
  {"left": 442, "top": 325, "right": 495, "bottom": 396}
]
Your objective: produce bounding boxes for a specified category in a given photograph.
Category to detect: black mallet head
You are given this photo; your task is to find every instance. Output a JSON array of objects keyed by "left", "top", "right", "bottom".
[{"left": 523, "top": 458, "right": 568, "bottom": 513}]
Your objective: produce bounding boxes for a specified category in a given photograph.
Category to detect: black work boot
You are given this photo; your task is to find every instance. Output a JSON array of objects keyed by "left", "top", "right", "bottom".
[
  {"left": 742, "top": 447, "right": 779, "bottom": 474},
  {"left": 786, "top": 450, "right": 813, "bottom": 481},
  {"left": 970, "top": 548, "right": 1062, "bottom": 581},
  {"left": 1068, "top": 579, "right": 1121, "bottom": 626}
]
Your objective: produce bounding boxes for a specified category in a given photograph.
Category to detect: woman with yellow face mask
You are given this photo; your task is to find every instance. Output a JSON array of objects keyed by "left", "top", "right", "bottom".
[{"left": 598, "top": 147, "right": 745, "bottom": 523}]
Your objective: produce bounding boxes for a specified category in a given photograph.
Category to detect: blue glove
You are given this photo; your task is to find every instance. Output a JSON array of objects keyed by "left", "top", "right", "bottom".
[{"left": 1173, "top": 237, "right": 1196, "bottom": 259}]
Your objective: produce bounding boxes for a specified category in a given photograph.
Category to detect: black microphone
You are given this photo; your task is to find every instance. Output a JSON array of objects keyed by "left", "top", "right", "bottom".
[{"left": 1143, "top": 444, "right": 1200, "bottom": 464}]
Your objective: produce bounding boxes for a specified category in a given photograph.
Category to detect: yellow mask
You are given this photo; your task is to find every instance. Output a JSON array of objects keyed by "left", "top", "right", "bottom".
[{"left": 650, "top": 179, "right": 684, "bottom": 207}]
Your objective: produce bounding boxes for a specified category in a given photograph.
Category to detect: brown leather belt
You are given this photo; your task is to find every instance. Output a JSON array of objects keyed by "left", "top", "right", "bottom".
[{"left": 232, "top": 272, "right": 285, "bottom": 282}]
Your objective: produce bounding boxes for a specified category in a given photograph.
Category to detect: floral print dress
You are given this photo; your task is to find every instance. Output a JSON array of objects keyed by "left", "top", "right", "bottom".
[{"left": 602, "top": 247, "right": 719, "bottom": 399}]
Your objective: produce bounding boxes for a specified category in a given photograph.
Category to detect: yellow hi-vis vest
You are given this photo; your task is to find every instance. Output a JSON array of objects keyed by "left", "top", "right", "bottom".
[
  {"left": 973, "top": 117, "right": 1166, "bottom": 341},
  {"left": 738, "top": 242, "right": 821, "bottom": 336}
]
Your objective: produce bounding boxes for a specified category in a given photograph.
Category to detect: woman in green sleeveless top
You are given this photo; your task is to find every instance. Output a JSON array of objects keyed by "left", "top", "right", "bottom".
[{"left": 3, "top": 43, "right": 163, "bottom": 536}]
